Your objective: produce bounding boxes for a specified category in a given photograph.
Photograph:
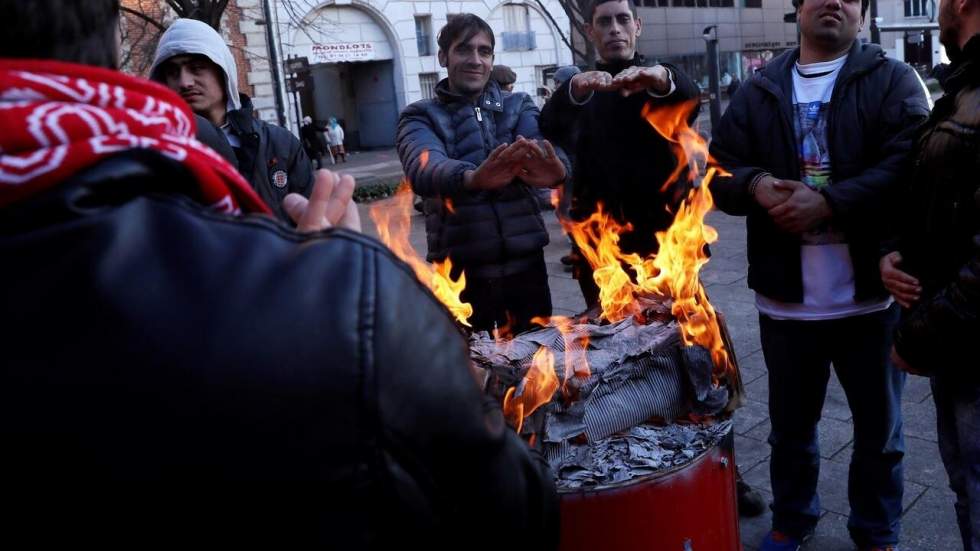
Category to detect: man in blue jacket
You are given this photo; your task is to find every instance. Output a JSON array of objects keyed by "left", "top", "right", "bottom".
[
  {"left": 396, "top": 14, "right": 570, "bottom": 333},
  {"left": 710, "top": 0, "right": 931, "bottom": 549}
]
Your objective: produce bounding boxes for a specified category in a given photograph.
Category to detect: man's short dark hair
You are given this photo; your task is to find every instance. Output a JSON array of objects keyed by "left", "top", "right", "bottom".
[
  {"left": 793, "top": 0, "right": 870, "bottom": 17},
  {"left": 0, "top": 0, "right": 120, "bottom": 69},
  {"left": 587, "top": 0, "right": 638, "bottom": 24},
  {"left": 437, "top": 13, "right": 495, "bottom": 53}
]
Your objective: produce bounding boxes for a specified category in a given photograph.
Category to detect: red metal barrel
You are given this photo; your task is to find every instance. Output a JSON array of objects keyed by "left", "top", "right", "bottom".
[{"left": 558, "top": 430, "right": 740, "bottom": 551}]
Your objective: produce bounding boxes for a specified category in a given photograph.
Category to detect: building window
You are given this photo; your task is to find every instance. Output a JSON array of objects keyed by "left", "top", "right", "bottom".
[
  {"left": 744, "top": 0, "right": 762, "bottom": 6},
  {"left": 904, "top": 0, "right": 929, "bottom": 17},
  {"left": 502, "top": 4, "right": 536, "bottom": 51},
  {"left": 415, "top": 16, "right": 433, "bottom": 56},
  {"left": 419, "top": 72, "right": 439, "bottom": 100},
  {"left": 710, "top": 0, "right": 735, "bottom": 5}
]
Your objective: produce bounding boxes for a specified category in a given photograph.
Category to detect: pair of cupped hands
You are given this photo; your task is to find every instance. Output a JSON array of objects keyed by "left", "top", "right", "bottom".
[{"left": 752, "top": 175, "right": 833, "bottom": 235}]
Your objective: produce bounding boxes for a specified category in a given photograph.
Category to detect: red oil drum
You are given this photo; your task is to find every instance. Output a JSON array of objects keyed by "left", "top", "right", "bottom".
[{"left": 558, "top": 430, "right": 740, "bottom": 551}]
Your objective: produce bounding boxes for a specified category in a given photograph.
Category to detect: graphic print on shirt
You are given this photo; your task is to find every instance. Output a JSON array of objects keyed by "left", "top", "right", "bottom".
[{"left": 793, "top": 99, "right": 845, "bottom": 246}]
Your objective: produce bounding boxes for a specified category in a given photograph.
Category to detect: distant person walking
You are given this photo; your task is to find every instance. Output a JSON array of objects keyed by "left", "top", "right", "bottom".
[{"left": 326, "top": 117, "right": 346, "bottom": 163}]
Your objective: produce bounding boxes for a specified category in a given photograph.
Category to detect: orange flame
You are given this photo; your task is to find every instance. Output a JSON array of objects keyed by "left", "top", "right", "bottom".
[
  {"left": 532, "top": 315, "right": 591, "bottom": 392},
  {"left": 502, "top": 346, "right": 559, "bottom": 433},
  {"left": 560, "top": 100, "right": 732, "bottom": 379},
  {"left": 370, "top": 182, "right": 474, "bottom": 327}
]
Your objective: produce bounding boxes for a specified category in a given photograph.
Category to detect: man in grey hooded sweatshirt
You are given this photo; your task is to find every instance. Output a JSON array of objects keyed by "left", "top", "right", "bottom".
[{"left": 150, "top": 18, "right": 313, "bottom": 222}]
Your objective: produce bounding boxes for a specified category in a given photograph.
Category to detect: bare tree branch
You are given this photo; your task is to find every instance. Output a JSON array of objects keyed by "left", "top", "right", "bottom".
[
  {"left": 533, "top": 0, "right": 587, "bottom": 61},
  {"left": 121, "top": 5, "right": 166, "bottom": 31}
]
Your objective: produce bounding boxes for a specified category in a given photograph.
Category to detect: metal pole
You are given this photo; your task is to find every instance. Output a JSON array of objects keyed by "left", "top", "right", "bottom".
[
  {"left": 293, "top": 88, "right": 303, "bottom": 134},
  {"left": 703, "top": 26, "right": 722, "bottom": 130},
  {"left": 262, "top": 0, "right": 287, "bottom": 126},
  {"left": 870, "top": 0, "right": 881, "bottom": 44}
]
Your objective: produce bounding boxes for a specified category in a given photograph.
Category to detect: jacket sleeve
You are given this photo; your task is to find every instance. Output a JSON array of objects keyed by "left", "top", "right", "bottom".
[
  {"left": 372, "top": 249, "right": 559, "bottom": 547},
  {"left": 396, "top": 103, "right": 477, "bottom": 198},
  {"left": 513, "top": 93, "right": 572, "bottom": 185},
  {"left": 284, "top": 130, "right": 315, "bottom": 198},
  {"left": 655, "top": 63, "right": 701, "bottom": 110},
  {"left": 894, "top": 184, "right": 980, "bottom": 371},
  {"left": 821, "top": 63, "right": 930, "bottom": 225},
  {"left": 539, "top": 80, "right": 579, "bottom": 149},
  {"left": 709, "top": 83, "right": 767, "bottom": 216}
]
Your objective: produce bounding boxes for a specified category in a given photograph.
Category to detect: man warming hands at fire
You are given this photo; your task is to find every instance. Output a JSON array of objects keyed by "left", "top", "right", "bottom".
[{"left": 396, "top": 14, "right": 571, "bottom": 334}]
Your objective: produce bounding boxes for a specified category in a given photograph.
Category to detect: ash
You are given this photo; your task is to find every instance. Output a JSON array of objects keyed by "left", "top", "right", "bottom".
[{"left": 552, "top": 420, "right": 732, "bottom": 490}]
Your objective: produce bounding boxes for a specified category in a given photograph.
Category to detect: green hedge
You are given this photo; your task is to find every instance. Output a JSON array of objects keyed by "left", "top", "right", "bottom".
[{"left": 353, "top": 176, "right": 403, "bottom": 203}]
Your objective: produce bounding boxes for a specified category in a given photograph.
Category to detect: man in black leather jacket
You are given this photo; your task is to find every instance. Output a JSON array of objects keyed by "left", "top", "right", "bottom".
[
  {"left": 880, "top": 3, "right": 980, "bottom": 547},
  {"left": 0, "top": 1, "right": 558, "bottom": 547}
]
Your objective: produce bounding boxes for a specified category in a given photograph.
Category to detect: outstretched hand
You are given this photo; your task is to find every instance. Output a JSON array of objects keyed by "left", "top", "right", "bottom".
[
  {"left": 283, "top": 169, "right": 361, "bottom": 232},
  {"left": 611, "top": 65, "right": 671, "bottom": 97},
  {"left": 569, "top": 71, "right": 615, "bottom": 102},
  {"left": 466, "top": 137, "right": 565, "bottom": 191},
  {"left": 516, "top": 137, "right": 566, "bottom": 189},
  {"left": 466, "top": 140, "right": 530, "bottom": 191}
]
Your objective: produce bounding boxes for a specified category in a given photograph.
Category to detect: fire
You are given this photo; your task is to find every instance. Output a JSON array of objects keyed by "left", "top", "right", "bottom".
[
  {"left": 502, "top": 345, "right": 559, "bottom": 433},
  {"left": 532, "top": 315, "right": 591, "bottom": 392},
  {"left": 560, "top": 99, "right": 732, "bottom": 379},
  {"left": 369, "top": 181, "right": 474, "bottom": 327}
]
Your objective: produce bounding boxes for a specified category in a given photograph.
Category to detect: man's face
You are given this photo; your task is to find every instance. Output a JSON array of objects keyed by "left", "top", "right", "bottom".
[
  {"left": 439, "top": 31, "right": 494, "bottom": 98},
  {"left": 938, "top": 0, "right": 963, "bottom": 57},
  {"left": 586, "top": 1, "right": 641, "bottom": 63},
  {"left": 160, "top": 54, "right": 227, "bottom": 123},
  {"left": 798, "top": 0, "right": 864, "bottom": 53}
]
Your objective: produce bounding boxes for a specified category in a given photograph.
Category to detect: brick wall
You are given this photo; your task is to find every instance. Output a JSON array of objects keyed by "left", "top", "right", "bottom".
[{"left": 119, "top": 0, "right": 256, "bottom": 98}]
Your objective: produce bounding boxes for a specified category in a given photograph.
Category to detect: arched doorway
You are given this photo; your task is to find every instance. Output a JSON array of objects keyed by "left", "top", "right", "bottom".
[{"left": 290, "top": 4, "right": 400, "bottom": 149}]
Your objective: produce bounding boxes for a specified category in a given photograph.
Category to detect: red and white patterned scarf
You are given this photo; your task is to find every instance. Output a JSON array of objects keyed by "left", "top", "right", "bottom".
[{"left": 0, "top": 59, "right": 271, "bottom": 214}]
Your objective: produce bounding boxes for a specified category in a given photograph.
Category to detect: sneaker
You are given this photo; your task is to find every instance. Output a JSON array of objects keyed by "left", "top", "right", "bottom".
[
  {"left": 737, "top": 478, "right": 766, "bottom": 517},
  {"left": 760, "top": 530, "right": 805, "bottom": 551}
]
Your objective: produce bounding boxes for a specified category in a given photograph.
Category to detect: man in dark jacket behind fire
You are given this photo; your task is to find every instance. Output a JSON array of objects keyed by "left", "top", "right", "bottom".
[
  {"left": 538, "top": 0, "right": 701, "bottom": 308},
  {"left": 880, "top": 0, "right": 980, "bottom": 547},
  {"left": 0, "top": 1, "right": 559, "bottom": 548},
  {"left": 396, "top": 14, "right": 571, "bottom": 333},
  {"left": 150, "top": 18, "right": 313, "bottom": 222},
  {"left": 710, "top": 0, "right": 931, "bottom": 548}
]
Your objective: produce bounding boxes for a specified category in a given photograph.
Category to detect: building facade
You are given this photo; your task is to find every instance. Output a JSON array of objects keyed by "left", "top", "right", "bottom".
[
  {"left": 629, "top": 1, "right": 800, "bottom": 91},
  {"left": 875, "top": 0, "right": 946, "bottom": 74},
  {"left": 270, "top": 0, "right": 574, "bottom": 149}
]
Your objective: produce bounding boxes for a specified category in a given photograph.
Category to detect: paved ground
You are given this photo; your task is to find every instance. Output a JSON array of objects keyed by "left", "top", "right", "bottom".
[{"left": 357, "top": 147, "right": 958, "bottom": 551}]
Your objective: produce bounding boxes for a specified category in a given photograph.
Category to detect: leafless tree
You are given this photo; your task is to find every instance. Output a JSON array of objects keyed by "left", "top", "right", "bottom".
[{"left": 533, "top": 0, "right": 596, "bottom": 65}]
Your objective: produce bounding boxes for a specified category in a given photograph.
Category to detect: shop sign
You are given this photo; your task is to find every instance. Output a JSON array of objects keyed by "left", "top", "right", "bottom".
[{"left": 311, "top": 42, "right": 376, "bottom": 63}]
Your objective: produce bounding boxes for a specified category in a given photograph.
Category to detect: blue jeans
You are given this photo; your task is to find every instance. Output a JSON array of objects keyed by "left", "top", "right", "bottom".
[
  {"left": 932, "top": 376, "right": 980, "bottom": 551},
  {"left": 759, "top": 304, "right": 905, "bottom": 547}
]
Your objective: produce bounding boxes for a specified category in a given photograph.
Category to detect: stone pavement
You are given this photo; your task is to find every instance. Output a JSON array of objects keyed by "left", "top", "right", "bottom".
[{"left": 358, "top": 160, "right": 959, "bottom": 551}]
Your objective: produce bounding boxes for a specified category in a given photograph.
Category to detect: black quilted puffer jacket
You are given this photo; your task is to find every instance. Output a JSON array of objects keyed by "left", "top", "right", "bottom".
[{"left": 396, "top": 79, "right": 570, "bottom": 279}]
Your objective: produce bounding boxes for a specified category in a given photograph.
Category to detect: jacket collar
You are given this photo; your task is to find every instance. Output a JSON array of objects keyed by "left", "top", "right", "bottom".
[
  {"left": 596, "top": 54, "right": 645, "bottom": 76},
  {"left": 226, "top": 93, "right": 257, "bottom": 135},
  {"left": 943, "top": 34, "right": 980, "bottom": 97},
  {"left": 755, "top": 40, "right": 885, "bottom": 100},
  {"left": 435, "top": 78, "right": 505, "bottom": 112}
]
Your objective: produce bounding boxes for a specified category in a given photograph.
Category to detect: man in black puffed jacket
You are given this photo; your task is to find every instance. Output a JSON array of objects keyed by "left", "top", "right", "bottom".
[{"left": 397, "top": 14, "right": 571, "bottom": 333}]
